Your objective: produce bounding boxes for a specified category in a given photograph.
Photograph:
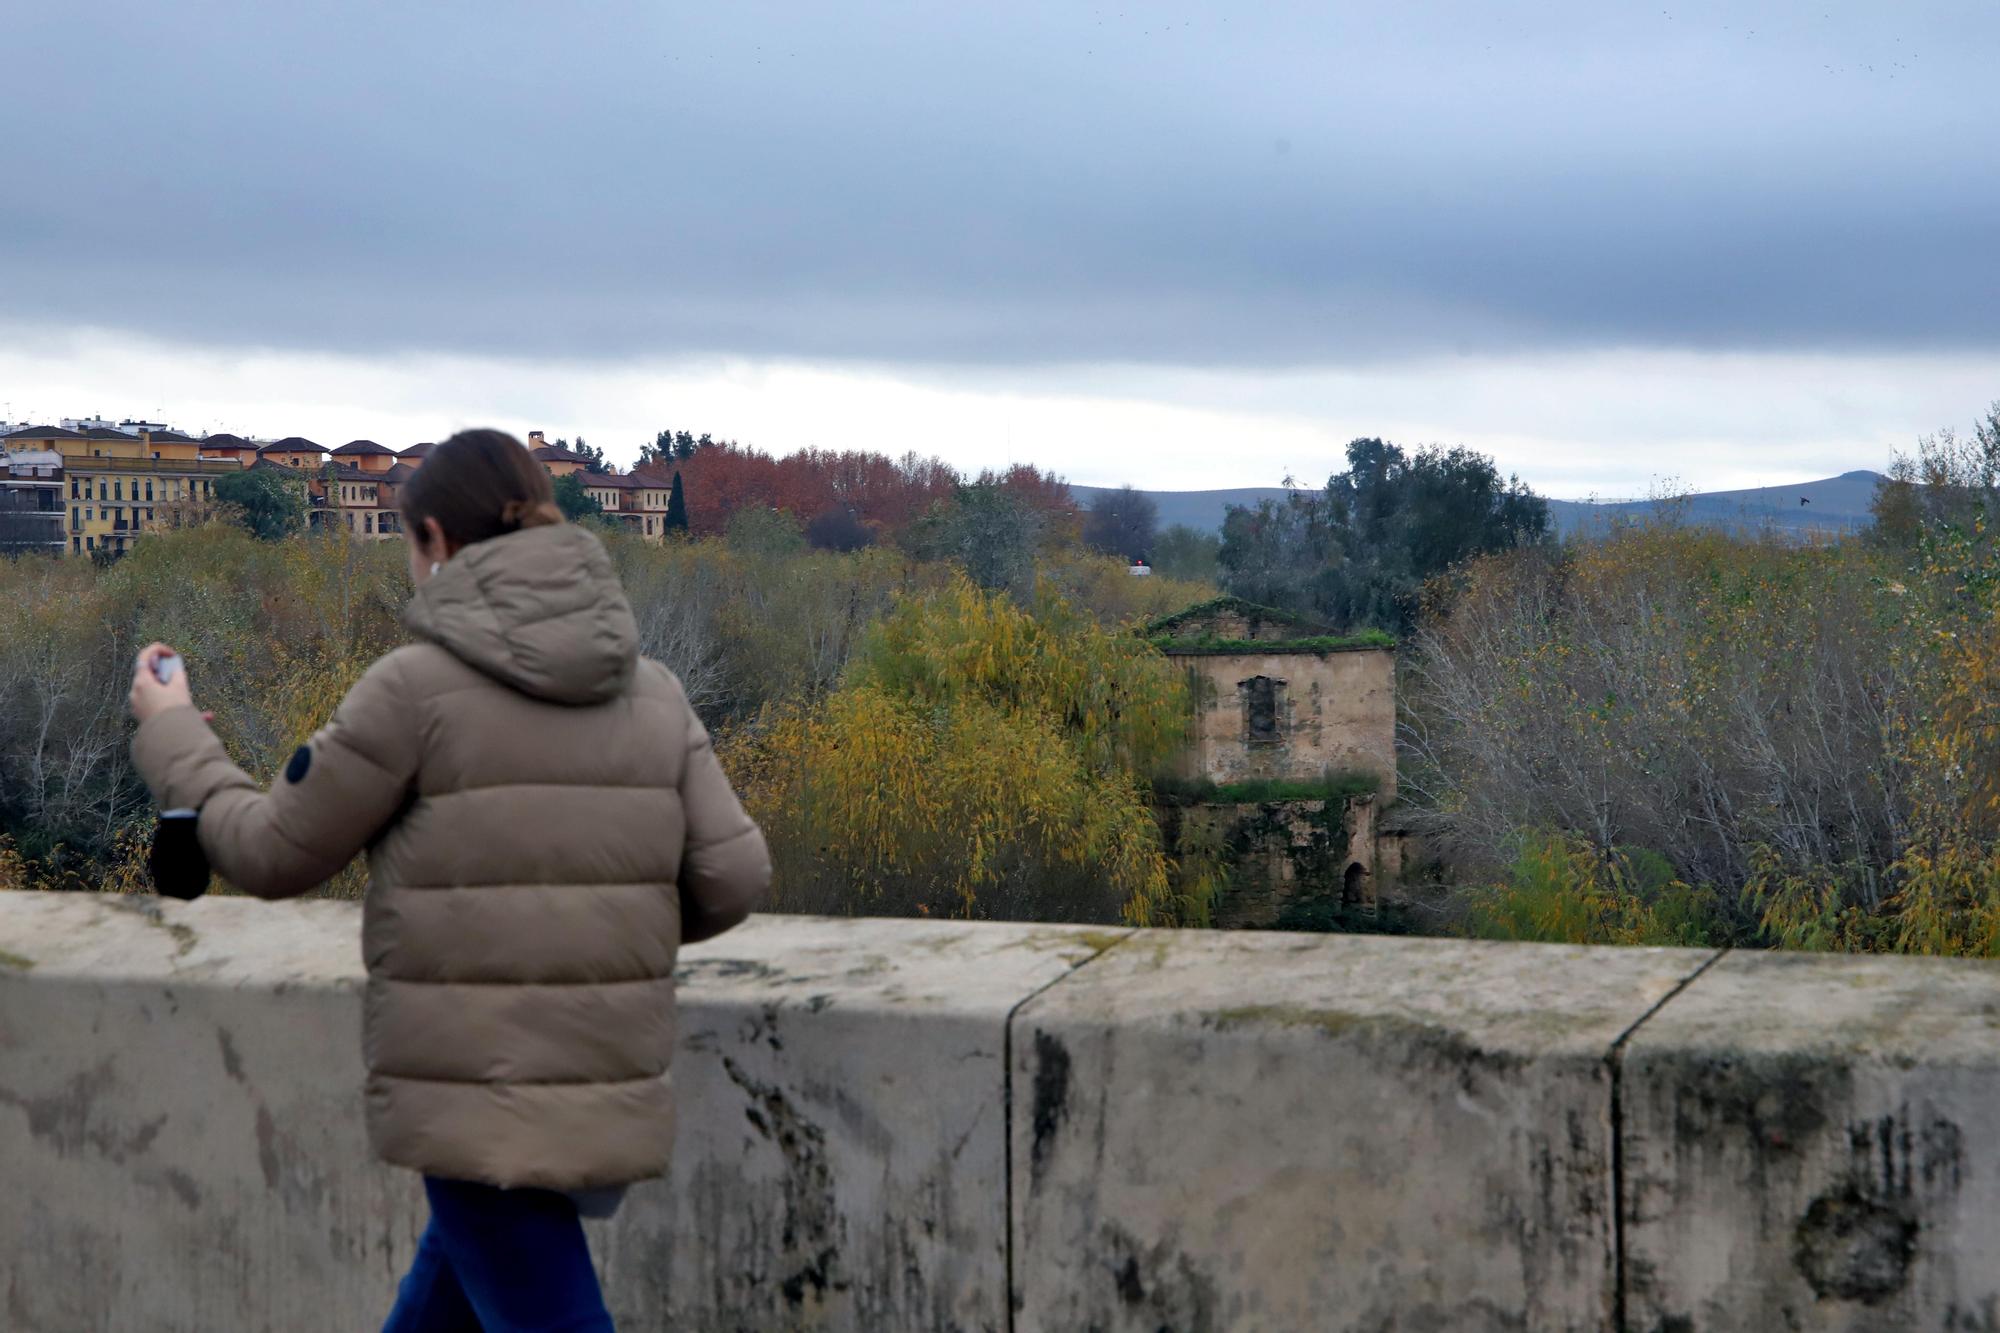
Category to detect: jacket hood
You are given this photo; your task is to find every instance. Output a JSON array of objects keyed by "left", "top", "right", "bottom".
[{"left": 405, "top": 524, "right": 639, "bottom": 705}]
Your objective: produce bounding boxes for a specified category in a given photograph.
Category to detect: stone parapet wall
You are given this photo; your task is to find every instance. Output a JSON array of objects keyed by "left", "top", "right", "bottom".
[{"left": 3, "top": 891, "right": 1997, "bottom": 1330}]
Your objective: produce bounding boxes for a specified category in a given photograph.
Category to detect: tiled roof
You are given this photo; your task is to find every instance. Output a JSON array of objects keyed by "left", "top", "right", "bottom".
[
  {"left": 85, "top": 427, "right": 135, "bottom": 439},
  {"left": 532, "top": 445, "right": 589, "bottom": 463},
  {"left": 332, "top": 439, "right": 394, "bottom": 456},
  {"left": 1, "top": 425, "right": 83, "bottom": 440},
  {"left": 380, "top": 462, "right": 419, "bottom": 483},
  {"left": 200, "top": 434, "right": 254, "bottom": 449},
  {"left": 398, "top": 442, "right": 434, "bottom": 459},
  {"left": 146, "top": 430, "right": 198, "bottom": 443},
  {"left": 261, "top": 436, "right": 323, "bottom": 454},
  {"left": 586, "top": 471, "right": 640, "bottom": 488}
]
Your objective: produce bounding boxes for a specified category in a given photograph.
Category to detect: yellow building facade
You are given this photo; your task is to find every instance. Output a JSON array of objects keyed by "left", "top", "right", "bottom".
[
  {"left": 4, "top": 426, "right": 241, "bottom": 557},
  {"left": 4, "top": 424, "right": 663, "bottom": 556}
]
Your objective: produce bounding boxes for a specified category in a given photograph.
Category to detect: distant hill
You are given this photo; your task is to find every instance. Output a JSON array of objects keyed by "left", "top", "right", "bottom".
[{"left": 1070, "top": 471, "right": 1886, "bottom": 539}]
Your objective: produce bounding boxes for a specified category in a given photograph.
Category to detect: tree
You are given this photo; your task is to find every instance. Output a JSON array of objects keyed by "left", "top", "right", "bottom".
[
  {"left": 1082, "top": 485, "right": 1160, "bottom": 562},
  {"left": 573, "top": 437, "right": 609, "bottom": 475},
  {"left": 639, "top": 431, "right": 673, "bottom": 469},
  {"left": 901, "top": 482, "right": 1044, "bottom": 595},
  {"left": 1151, "top": 524, "right": 1221, "bottom": 583},
  {"left": 725, "top": 506, "right": 805, "bottom": 558},
  {"left": 806, "top": 507, "right": 873, "bottom": 552},
  {"left": 725, "top": 579, "right": 1204, "bottom": 924},
  {"left": 674, "top": 431, "right": 697, "bottom": 460},
  {"left": 1219, "top": 439, "right": 1549, "bottom": 632},
  {"left": 1216, "top": 484, "right": 1340, "bottom": 614},
  {"left": 214, "top": 467, "right": 306, "bottom": 541},
  {"left": 665, "top": 472, "right": 689, "bottom": 534},
  {"left": 551, "top": 472, "right": 602, "bottom": 521},
  {"left": 1869, "top": 401, "right": 2000, "bottom": 550}
]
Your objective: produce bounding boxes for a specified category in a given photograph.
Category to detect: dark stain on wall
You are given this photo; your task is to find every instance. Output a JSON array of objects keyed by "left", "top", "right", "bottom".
[
  {"left": 216, "top": 1027, "right": 246, "bottom": 1083},
  {"left": 0, "top": 1058, "right": 167, "bottom": 1163},
  {"left": 1098, "top": 1220, "right": 1220, "bottom": 1332},
  {"left": 1029, "top": 1029, "right": 1071, "bottom": 1184},
  {"left": 1793, "top": 1184, "right": 1919, "bottom": 1304},
  {"left": 722, "top": 1054, "right": 849, "bottom": 1312}
]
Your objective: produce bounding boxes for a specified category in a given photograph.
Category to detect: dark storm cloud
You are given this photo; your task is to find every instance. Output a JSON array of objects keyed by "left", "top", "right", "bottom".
[{"left": 2, "top": 1, "right": 1995, "bottom": 365}]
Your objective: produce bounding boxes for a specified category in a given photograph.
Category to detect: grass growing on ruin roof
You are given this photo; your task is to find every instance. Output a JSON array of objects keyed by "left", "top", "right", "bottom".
[{"left": 1150, "top": 630, "right": 1397, "bottom": 654}]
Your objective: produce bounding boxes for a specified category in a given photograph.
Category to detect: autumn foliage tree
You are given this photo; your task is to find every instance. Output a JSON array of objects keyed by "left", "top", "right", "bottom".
[
  {"left": 726, "top": 578, "right": 1212, "bottom": 925},
  {"left": 630, "top": 440, "right": 1042, "bottom": 544}
]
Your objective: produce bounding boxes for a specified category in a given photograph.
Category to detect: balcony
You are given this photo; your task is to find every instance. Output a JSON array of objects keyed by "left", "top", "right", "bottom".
[{"left": 64, "top": 457, "right": 245, "bottom": 476}]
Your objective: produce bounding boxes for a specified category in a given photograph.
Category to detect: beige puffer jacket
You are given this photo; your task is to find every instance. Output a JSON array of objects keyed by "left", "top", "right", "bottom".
[{"left": 132, "top": 523, "right": 770, "bottom": 1190}]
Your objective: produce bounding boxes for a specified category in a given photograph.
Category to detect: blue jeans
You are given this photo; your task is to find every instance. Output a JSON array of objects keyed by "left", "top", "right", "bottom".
[{"left": 382, "top": 1176, "right": 616, "bottom": 1333}]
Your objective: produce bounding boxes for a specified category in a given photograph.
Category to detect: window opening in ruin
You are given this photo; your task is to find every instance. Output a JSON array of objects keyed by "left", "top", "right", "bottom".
[
  {"left": 1342, "top": 861, "right": 1369, "bottom": 905},
  {"left": 1243, "top": 675, "right": 1283, "bottom": 744}
]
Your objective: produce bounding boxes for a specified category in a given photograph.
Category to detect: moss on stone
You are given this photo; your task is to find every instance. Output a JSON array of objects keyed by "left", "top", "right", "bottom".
[
  {"left": 1208, "top": 1004, "right": 1373, "bottom": 1037},
  {"left": 1070, "top": 930, "right": 1131, "bottom": 956},
  {"left": 0, "top": 947, "right": 34, "bottom": 970},
  {"left": 1143, "top": 596, "right": 1325, "bottom": 639},
  {"left": 1152, "top": 631, "right": 1397, "bottom": 655}
]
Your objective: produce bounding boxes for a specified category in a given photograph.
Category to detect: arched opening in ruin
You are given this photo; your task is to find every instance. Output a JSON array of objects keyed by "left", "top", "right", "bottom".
[{"left": 1342, "top": 861, "right": 1370, "bottom": 906}]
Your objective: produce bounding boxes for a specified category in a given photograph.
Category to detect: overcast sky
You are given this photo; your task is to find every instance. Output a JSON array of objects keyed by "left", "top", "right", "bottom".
[{"left": 3, "top": 2, "right": 1995, "bottom": 494}]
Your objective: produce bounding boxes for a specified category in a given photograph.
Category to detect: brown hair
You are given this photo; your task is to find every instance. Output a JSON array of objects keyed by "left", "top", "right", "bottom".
[{"left": 397, "top": 428, "right": 563, "bottom": 549}]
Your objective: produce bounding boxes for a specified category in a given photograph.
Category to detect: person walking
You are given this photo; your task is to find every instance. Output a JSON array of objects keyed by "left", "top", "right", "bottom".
[{"left": 127, "top": 428, "right": 771, "bottom": 1331}]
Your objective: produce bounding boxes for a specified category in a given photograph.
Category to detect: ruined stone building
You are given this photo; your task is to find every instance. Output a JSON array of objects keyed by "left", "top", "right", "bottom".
[
  {"left": 1148, "top": 598, "right": 1402, "bottom": 924},
  {"left": 1152, "top": 598, "right": 1396, "bottom": 796}
]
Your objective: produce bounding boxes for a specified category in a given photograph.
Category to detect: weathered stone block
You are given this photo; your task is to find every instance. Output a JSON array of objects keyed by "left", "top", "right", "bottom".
[
  {"left": 0, "top": 893, "right": 1121, "bottom": 1332},
  {"left": 0, "top": 893, "right": 413, "bottom": 1333},
  {"left": 1009, "top": 929, "right": 1716, "bottom": 1332},
  {"left": 1621, "top": 950, "right": 2000, "bottom": 1331},
  {"left": 1175, "top": 648, "right": 1397, "bottom": 796},
  {"left": 598, "top": 915, "right": 1121, "bottom": 1330}
]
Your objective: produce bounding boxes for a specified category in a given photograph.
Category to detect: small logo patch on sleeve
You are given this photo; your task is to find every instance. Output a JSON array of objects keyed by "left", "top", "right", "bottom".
[{"left": 285, "top": 745, "right": 312, "bottom": 784}]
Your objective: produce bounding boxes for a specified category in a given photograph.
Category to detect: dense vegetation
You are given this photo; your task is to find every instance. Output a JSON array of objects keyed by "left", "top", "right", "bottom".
[
  {"left": 727, "top": 578, "right": 1215, "bottom": 925},
  {"left": 0, "top": 498, "right": 1211, "bottom": 912},
  {"left": 13, "top": 406, "right": 2000, "bottom": 959},
  {"left": 1219, "top": 437, "right": 1549, "bottom": 633},
  {"left": 1407, "top": 405, "right": 2000, "bottom": 956}
]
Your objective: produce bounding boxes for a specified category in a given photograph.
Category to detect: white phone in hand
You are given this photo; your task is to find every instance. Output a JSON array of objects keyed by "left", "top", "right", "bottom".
[{"left": 153, "top": 653, "right": 181, "bottom": 685}]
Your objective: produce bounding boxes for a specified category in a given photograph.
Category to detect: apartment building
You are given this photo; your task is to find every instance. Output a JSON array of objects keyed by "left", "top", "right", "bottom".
[
  {"left": 4, "top": 424, "right": 241, "bottom": 557},
  {"left": 0, "top": 423, "right": 661, "bottom": 557}
]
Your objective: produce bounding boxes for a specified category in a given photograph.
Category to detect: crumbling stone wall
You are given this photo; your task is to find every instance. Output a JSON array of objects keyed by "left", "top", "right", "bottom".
[
  {"left": 1175, "top": 648, "right": 1396, "bottom": 797},
  {"left": 1162, "top": 795, "right": 1384, "bottom": 927}
]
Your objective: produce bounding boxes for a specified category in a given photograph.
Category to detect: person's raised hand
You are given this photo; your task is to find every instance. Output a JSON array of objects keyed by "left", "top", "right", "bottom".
[{"left": 130, "top": 642, "right": 195, "bottom": 725}]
